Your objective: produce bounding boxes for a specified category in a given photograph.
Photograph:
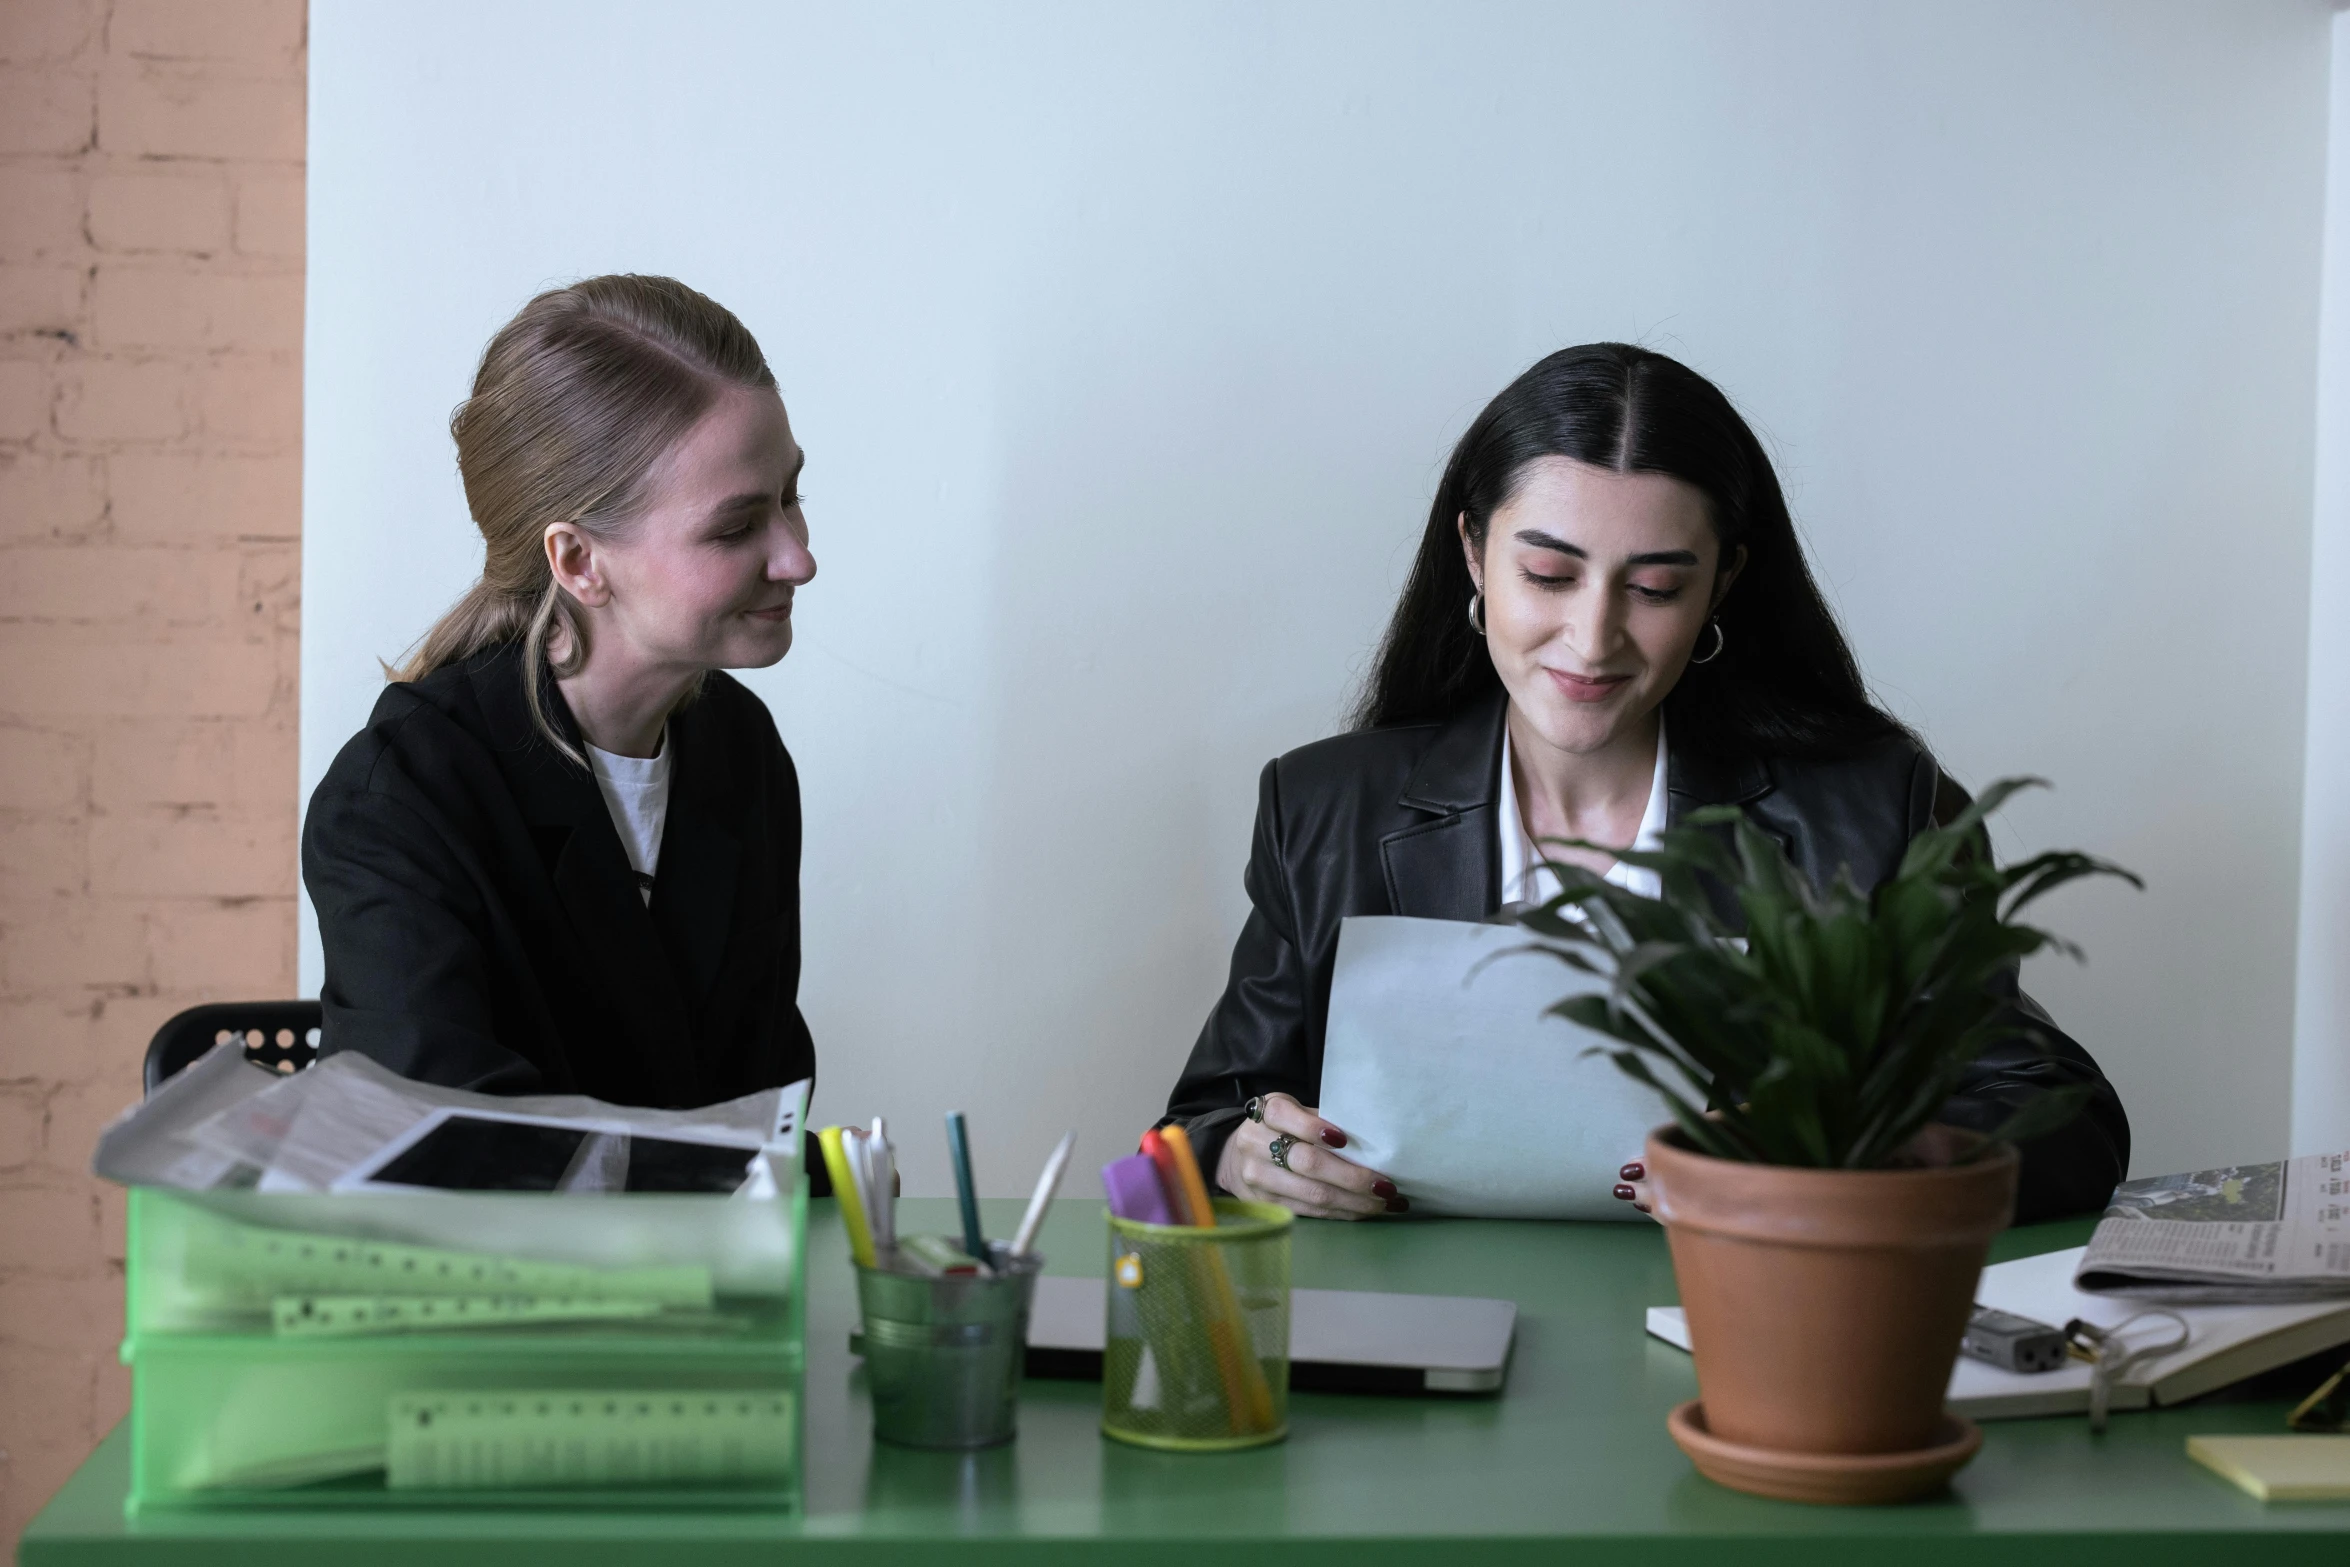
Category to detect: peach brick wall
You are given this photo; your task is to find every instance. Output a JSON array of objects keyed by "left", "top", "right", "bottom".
[{"left": 0, "top": 0, "right": 304, "bottom": 1539}]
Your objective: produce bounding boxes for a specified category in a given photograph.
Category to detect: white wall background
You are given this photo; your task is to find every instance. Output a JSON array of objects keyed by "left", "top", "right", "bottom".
[
  {"left": 2295, "top": 7, "right": 2350, "bottom": 1158},
  {"left": 304, "top": 0, "right": 2337, "bottom": 1195}
]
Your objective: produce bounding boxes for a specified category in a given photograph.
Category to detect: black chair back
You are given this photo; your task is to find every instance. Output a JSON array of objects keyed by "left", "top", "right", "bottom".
[{"left": 144, "top": 1001, "right": 323, "bottom": 1097}]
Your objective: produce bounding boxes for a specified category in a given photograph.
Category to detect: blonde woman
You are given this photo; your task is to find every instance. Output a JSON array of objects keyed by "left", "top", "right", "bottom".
[{"left": 303, "top": 275, "right": 819, "bottom": 1115}]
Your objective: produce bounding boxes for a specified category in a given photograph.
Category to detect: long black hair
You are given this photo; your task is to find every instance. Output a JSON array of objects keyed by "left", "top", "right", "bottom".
[{"left": 1354, "top": 343, "right": 1895, "bottom": 759}]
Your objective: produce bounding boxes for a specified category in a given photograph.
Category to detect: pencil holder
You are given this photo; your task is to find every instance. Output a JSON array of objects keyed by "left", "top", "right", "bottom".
[
  {"left": 854, "top": 1244, "right": 1042, "bottom": 1450},
  {"left": 1101, "top": 1199, "right": 1292, "bottom": 1451}
]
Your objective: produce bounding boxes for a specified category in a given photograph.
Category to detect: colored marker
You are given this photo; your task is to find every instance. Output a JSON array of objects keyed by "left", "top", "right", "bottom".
[
  {"left": 1101, "top": 1153, "right": 1176, "bottom": 1225},
  {"left": 1145, "top": 1125, "right": 1275, "bottom": 1431},
  {"left": 1158, "top": 1124, "right": 1218, "bottom": 1229},
  {"left": 1140, "top": 1129, "right": 1194, "bottom": 1226}
]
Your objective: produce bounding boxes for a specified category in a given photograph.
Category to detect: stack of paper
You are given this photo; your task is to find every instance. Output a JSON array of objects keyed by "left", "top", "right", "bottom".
[{"left": 94, "top": 1043, "right": 803, "bottom": 1196}]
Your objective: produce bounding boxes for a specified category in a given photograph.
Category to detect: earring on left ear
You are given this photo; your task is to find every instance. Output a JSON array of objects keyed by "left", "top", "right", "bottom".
[
  {"left": 1467, "top": 590, "right": 1487, "bottom": 637},
  {"left": 1690, "top": 617, "right": 1726, "bottom": 665}
]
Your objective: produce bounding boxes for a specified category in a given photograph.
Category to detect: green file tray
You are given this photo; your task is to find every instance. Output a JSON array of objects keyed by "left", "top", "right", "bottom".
[{"left": 120, "top": 1179, "right": 806, "bottom": 1514}]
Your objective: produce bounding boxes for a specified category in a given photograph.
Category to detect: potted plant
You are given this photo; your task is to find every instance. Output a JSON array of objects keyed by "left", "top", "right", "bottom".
[{"left": 1514, "top": 778, "right": 2136, "bottom": 1504}]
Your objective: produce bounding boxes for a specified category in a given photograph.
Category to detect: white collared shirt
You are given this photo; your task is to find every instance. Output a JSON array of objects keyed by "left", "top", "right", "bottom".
[{"left": 1497, "top": 715, "right": 1669, "bottom": 911}]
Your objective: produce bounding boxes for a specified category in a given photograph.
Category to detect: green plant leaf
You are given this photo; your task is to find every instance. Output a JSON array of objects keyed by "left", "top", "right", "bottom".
[{"left": 1507, "top": 774, "right": 2136, "bottom": 1168}]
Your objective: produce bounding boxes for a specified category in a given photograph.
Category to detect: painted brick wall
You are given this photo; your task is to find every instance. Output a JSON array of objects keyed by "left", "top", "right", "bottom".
[{"left": 0, "top": 0, "right": 305, "bottom": 1537}]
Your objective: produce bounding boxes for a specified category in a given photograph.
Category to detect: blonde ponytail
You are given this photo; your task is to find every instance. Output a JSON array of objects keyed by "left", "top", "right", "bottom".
[{"left": 392, "top": 274, "right": 779, "bottom": 764}]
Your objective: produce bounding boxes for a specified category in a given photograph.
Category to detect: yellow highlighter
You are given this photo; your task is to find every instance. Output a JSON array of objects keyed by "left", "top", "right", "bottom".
[{"left": 817, "top": 1125, "right": 878, "bottom": 1269}]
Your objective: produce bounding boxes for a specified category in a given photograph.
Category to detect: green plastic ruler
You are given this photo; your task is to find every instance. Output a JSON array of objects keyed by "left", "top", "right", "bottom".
[
  {"left": 181, "top": 1211, "right": 713, "bottom": 1308},
  {"left": 385, "top": 1390, "right": 795, "bottom": 1490},
  {"left": 270, "top": 1295, "right": 666, "bottom": 1336}
]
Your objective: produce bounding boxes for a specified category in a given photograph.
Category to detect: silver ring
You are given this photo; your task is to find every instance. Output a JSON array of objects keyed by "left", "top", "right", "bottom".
[
  {"left": 1244, "top": 1096, "right": 1266, "bottom": 1123},
  {"left": 1267, "top": 1133, "right": 1297, "bottom": 1172}
]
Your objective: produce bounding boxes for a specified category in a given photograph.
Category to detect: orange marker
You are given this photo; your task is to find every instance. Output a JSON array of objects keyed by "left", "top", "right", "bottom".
[
  {"left": 1158, "top": 1124, "right": 1218, "bottom": 1229},
  {"left": 1139, "top": 1129, "right": 1199, "bottom": 1227},
  {"left": 1140, "top": 1125, "right": 1275, "bottom": 1431}
]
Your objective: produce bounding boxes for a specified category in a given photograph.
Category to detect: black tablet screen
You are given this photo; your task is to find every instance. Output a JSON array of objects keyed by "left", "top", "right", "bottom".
[
  {"left": 371, "top": 1116, "right": 588, "bottom": 1191},
  {"left": 623, "top": 1136, "right": 758, "bottom": 1193}
]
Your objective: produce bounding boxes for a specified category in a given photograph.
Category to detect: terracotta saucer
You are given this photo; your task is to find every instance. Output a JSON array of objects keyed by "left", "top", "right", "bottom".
[{"left": 1667, "top": 1400, "right": 1982, "bottom": 1505}]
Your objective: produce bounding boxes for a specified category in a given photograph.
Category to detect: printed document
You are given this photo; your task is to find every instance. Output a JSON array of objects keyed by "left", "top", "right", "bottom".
[{"left": 1317, "top": 915, "right": 1664, "bottom": 1221}]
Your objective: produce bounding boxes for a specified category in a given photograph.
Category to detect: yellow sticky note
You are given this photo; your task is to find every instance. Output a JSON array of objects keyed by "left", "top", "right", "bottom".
[{"left": 2187, "top": 1435, "right": 2350, "bottom": 1502}]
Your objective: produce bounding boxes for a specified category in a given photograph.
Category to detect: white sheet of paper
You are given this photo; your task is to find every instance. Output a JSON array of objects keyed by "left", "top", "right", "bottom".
[{"left": 1318, "top": 915, "right": 1668, "bottom": 1220}]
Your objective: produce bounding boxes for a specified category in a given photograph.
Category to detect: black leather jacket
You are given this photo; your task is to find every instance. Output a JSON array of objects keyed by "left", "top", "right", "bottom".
[
  {"left": 1164, "top": 689, "right": 2130, "bottom": 1224},
  {"left": 303, "top": 642, "right": 816, "bottom": 1110}
]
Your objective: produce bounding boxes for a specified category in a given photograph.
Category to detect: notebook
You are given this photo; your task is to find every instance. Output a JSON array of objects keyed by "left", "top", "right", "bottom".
[{"left": 1644, "top": 1245, "right": 2350, "bottom": 1419}]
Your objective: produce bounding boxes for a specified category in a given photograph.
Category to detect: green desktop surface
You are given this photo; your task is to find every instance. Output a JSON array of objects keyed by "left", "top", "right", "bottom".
[{"left": 20, "top": 1196, "right": 2350, "bottom": 1564}]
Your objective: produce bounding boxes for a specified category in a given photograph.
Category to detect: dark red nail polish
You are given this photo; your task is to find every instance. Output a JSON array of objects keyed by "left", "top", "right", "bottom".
[
  {"left": 1613, "top": 1183, "right": 1637, "bottom": 1200},
  {"left": 1372, "top": 1179, "right": 1397, "bottom": 1199},
  {"left": 1320, "top": 1127, "right": 1349, "bottom": 1148},
  {"left": 1619, "top": 1162, "right": 1644, "bottom": 1181},
  {"left": 1385, "top": 1195, "right": 1409, "bottom": 1213}
]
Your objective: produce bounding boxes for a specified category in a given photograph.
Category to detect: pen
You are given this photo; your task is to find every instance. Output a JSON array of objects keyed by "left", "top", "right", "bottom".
[
  {"left": 946, "top": 1111, "right": 989, "bottom": 1265},
  {"left": 817, "top": 1125, "right": 877, "bottom": 1269},
  {"left": 1010, "top": 1130, "right": 1076, "bottom": 1258},
  {"left": 868, "top": 1116, "right": 895, "bottom": 1253}
]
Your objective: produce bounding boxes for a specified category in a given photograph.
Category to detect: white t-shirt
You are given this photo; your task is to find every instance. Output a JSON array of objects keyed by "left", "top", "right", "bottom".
[
  {"left": 1497, "top": 716, "right": 1668, "bottom": 911},
  {"left": 586, "top": 731, "right": 672, "bottom": 904}
]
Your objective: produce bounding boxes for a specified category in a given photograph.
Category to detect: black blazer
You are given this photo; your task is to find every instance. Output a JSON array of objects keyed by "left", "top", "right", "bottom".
[
  {"left": 1165, "top": 690, "right": 2130, "bottom": 1224},
  {"left": 302, "top": 642, "right": 816, "bottom": 1113}
]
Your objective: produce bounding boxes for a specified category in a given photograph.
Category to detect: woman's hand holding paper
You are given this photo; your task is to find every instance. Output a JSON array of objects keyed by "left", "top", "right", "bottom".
[{"left": 1215, "top": 1093, "right": 1406, "bottom": 1220}]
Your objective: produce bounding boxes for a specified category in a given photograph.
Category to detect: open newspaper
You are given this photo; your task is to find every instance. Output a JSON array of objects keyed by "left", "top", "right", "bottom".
[{"left": 2074, "top": 1150, "right": 2350, "bottom": 1302}]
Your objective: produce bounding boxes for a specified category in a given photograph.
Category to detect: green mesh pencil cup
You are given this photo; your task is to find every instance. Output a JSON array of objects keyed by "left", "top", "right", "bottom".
[{"left": 1102, "top": 1200, "right": 1291, "bottom": 1451}]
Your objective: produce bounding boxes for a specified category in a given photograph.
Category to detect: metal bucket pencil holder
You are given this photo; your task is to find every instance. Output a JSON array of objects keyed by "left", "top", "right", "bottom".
[
  {"left": 1102, "top": 1199, "right": 1291, "bottom": 1452},
  {"left": 855, "top": 1244, "right": 1042, "bottom": 1449}
]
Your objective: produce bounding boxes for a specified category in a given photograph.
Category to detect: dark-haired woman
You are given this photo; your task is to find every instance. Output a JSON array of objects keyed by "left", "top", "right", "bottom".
[{"left": 1162, "top": 344, "right": 2128, "bottom": 1226}]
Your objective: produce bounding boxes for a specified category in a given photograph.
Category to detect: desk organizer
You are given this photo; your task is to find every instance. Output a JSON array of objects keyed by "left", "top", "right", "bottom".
[
  {"left": 120, "top": 1175, "right": 806, "bottom": 1513},
  {"left": 855, "top": 1244, "right": 1043, "bottom": 1449},
  {"left": 1102, "top": 1199, "right": 1291, "bottom": 1451}
]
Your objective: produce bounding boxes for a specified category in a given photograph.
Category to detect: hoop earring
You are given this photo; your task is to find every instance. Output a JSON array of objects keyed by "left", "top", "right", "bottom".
[
  {"left": 1690, "top": 617, "right": 1725, "bottom": 666},
  {"left": 1467, "top": 590, "right": 1487, "bottom": 637}
]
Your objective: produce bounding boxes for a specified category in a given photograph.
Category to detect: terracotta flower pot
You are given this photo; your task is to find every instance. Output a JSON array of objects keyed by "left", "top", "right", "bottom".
[{"left": 1647, "top": 1124, "right": 2019, "bottom": 1460}]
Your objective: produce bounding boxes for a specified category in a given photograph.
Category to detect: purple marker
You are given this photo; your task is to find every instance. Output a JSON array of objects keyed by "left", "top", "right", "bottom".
[{"left": 1101, "top": 1153, "right": 1176, "bottom": 1225}]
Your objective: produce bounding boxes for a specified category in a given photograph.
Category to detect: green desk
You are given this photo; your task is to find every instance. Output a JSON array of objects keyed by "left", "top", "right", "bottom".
[{"left": 20, "top": 1197, "right": 2350, "bottom": 1564}]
